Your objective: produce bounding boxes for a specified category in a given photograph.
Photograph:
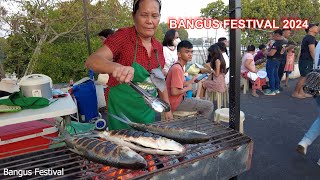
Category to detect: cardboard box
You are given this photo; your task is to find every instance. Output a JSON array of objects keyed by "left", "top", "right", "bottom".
[{"left": 0, "top": 118, "right": 58, "bottom": 158}]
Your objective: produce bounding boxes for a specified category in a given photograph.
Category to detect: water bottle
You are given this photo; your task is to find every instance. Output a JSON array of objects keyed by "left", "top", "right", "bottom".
[
  {"left": 68, "top": 79, "right": 74, "bottom": 94},
  {"left": 185, "top": 76, "right": 193, "bottom": 98}
]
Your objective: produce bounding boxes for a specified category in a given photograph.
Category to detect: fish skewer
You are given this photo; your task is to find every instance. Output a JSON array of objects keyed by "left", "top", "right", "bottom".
[
  {"left": 58, "top": 125, "right": 147, "bottom": 169},
  {"left": 108, "top": 113, "right": 210, "bottom": 144},
  {"left": 85, "top": 129, "right": 186, "bottom": 155}
]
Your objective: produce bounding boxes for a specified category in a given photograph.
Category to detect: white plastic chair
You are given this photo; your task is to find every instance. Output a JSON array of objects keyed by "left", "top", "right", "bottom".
[{"left": 214, "top": 108, "right": 245, "bottom": 133}]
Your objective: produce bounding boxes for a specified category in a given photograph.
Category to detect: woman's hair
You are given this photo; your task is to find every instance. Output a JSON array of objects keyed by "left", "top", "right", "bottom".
[
  {"left": 162, "top": 29, "right": 177, "bottom": 46},
  {"left": 133, "top": 0, "right": 161, "bottom": 15},
  {"left": 247, "top": 45, "right": 255, "bottom": 52},
  {"left": 218, "top": 37, "right": 227, "bottom": 42},
  {"left": 258, "top": 44, "right": 266, "bottom": 50},
  {"left": 98, "top": 29, "right": 114, "bottom": 38},
  {"left": 216, "top": 41, "right": 227, "bottom": 53},
  {"left": 207, "top": 44, "right": 226, "bottom": 73}
]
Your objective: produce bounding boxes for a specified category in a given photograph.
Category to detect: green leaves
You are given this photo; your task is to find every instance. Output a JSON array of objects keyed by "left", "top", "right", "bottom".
[
  {"left": 200, "top": 0, "right": 228, "bottom": 20},
  {"left": 1, "top": 0, "right": 134, "bottom": 81},
  {"left": 201, "top": 0, "right": 320, "bottom": 47}
]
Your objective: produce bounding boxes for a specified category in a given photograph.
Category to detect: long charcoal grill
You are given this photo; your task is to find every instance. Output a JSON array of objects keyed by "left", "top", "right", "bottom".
[{"left": 0, "top": 115, "right": 253, "bottom": 180}]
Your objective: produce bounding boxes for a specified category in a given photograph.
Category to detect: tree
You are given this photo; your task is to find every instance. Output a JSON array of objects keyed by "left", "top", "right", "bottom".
[
  {"left": 1, "top": 0, "right": 86, "bottom": 77},
  {"left": 0, "top": 0, "right": 133, "bottom": 82},
  {"left": 201, "top": 0, "right": 320, "bottom": 47},
  {"left": 177, "top": 28, "right": 188, "bottom": 40},
  {"left": 0, "top": 37, "right": 5, "bottom": 78},
  {"left": 200, "top": 0, "right": 228, "bottom": 21}
]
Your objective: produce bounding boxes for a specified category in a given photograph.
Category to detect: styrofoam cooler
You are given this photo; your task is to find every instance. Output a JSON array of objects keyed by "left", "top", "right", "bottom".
[{"left": 0, "top": 118, "right": 58, "bottom": 158}]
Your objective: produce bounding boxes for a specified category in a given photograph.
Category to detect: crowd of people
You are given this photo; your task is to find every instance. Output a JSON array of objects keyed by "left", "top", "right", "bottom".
[
  {"left": 84, "top": 0, "right": 320, "bottom": 167},
  {"left": 246, "top": 24, "right": 320, "bottom": 166},
  {"left": 87, "top": 0, "right": 318, "bottom": 117},
  {"left": 240, "top": 28, "right": 295, "bottom": 97},
  {"left": 86, "top": 0, "right": 217, "bottom": 127}
]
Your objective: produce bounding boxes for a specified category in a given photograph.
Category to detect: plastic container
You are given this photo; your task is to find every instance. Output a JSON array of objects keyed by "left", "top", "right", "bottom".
[
  {"left": 0, "top": 118, "right": 58, "bottom": 158},
  {"left": 185, "top": 76, "right": 192, "bottom": 98},
  {"left": 19, "top": 74, "right": 53, "bottom": 100}
]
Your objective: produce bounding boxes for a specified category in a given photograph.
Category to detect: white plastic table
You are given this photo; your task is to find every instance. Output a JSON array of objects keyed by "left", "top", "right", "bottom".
[{"left": 0, "top": 94, "right": 77, "bottom": 127}]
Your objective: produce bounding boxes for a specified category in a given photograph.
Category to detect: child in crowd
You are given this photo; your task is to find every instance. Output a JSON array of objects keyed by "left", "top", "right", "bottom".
[{"left": 283, "top": 44, "right": 295, "bottom": 87}]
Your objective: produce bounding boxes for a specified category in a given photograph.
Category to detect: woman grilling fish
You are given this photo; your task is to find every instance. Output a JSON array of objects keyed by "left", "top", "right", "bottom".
[{"left": 85, "top": 0, "right": 173, "bottom": 130}]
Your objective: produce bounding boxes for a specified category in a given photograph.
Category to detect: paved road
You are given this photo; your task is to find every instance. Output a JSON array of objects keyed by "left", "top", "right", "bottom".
[{"left": 239, "top": 79, "right": 320, "bottom": 180}]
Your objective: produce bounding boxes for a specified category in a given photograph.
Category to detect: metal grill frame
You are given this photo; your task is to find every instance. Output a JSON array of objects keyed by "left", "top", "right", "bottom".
[{"left": 0, "top": 116, "right": 253, "bottom": 180}]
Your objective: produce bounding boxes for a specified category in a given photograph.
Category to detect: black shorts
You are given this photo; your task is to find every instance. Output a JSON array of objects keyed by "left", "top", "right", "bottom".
[{"left": 299, "top": 60, "right": 313, "bottom": 77}]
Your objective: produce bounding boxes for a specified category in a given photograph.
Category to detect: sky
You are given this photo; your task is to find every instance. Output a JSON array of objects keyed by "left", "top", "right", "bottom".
[{"left": 160, "top": 0, "right": 229, "bottom": 39}]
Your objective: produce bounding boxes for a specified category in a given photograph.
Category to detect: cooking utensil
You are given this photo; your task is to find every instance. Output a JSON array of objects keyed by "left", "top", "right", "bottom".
[
  {"left": 19, "top": 74, "right": 53, "bottom": 100},
  {"left": 128, "top": 81, "right": 170, "bottom": 112}
]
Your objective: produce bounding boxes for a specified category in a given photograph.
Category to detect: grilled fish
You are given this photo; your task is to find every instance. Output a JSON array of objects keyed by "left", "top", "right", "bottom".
[
  {"left": 60, "top": 127, "right": 147, "bottom": 169},
  {"left": 108, "top": 113, "right": 210, "bottom": 144},
  {"left": 89, "top": 129, "right": 186, "bottom": 155}
]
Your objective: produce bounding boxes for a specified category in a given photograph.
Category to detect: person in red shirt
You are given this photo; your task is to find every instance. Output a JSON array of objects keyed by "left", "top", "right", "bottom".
[
  {"left": 85, "top": 0, "right": 173, "bottom": 130},
  {"left": 166, "top": 40, "right": 214, "bottom": 120}
]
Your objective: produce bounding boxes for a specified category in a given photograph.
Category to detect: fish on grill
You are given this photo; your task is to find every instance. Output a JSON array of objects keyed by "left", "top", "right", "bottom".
[
  {"left": 87, "top": 129, "right": 186, "bottom": 155},
  {"left": 108, "top": 113, "right": 210, "bottom": 144},
  {"left": 59, "top": 126, "right": 147, "bottom": 169}
]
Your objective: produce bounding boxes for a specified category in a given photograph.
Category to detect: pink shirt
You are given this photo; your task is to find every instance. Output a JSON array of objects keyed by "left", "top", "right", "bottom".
[
  {"left": 286, "top": 51, "right": 295, "bottom": 64},
  {"left": 241, "top": 52, "right": 256, "bottom": 73},
  {"left": 166, "top": 64, "right": 185, "bottom": 111}
]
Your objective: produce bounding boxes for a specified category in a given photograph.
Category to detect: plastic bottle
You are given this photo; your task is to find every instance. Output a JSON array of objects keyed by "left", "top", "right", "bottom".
[
  {"left": 185, "top": 76, "right": 193, "bottom": 98},
  {"left": 69, "top": 79, "right": 74, "bottom": 87},
  {"left": 68, "top": 79, "right": 74, "bottom": 94}
]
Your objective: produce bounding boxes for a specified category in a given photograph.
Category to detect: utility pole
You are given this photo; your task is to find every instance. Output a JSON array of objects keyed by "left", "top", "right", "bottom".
[
  {"left": 82, "top": 0, "right": 94, "bottom": 79},
  {"left": 229, "top": 1, "right": 241, "bottom": 137}
]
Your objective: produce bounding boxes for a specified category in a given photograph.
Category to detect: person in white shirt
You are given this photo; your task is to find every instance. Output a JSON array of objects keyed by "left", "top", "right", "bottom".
[
  {"left": 217, "top": 42, "right": 230, "bottom": 85},
  {"left": 314, "top": 42, "right": 320, "bottom": 69},
  {"left": 162, "top": 29, "right": 181, "bottom": 76}
]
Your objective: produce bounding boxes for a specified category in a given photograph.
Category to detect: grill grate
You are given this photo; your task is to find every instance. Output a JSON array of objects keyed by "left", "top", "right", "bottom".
[{"left": 0, "top": 115, "right": 252, "bottom": 180}]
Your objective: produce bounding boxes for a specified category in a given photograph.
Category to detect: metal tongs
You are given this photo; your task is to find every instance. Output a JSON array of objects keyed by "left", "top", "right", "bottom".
[{"left": 128, "top": 81, "right": 170, "bottom": 112}]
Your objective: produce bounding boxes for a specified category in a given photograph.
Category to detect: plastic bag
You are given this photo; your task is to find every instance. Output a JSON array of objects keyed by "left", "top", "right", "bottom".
[{"left": 186, "top": 64, "right": 200, "bottom": 75}]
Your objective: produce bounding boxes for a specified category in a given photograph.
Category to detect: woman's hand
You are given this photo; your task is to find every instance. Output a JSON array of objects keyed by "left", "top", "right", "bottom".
[
  {"left": 112, "top": 65, "right": 135, "bottom": 83},
  {"left": 164, "top": 111, "right": 173, "bottom": 120},
  {"left": 191, "top": 75, "right": 198, "bottom": 83},
  {"left": 185, "top": 83, "right": 193, "bottom": 91}
]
